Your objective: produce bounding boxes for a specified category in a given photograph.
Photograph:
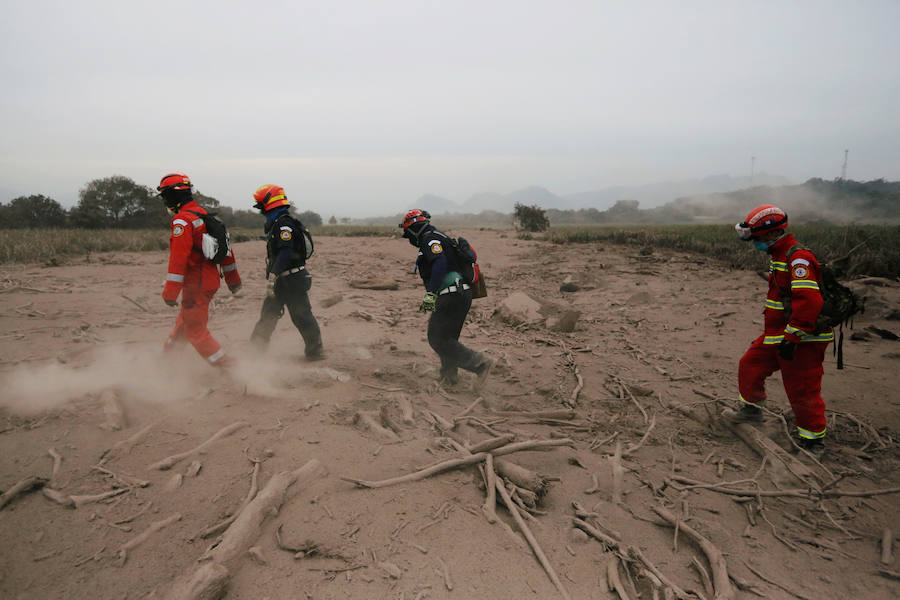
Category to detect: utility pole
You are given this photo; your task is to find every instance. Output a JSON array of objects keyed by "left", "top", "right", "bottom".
[
  {"left": 750, "top": 156, "right": 756, "bottom": 186},
  {"left": 840, "top": 149, "right": 849, "bottom": 180}
]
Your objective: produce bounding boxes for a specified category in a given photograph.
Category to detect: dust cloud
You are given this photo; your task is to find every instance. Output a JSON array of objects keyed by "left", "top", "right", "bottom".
[
  {"left": 0, "top": 344, "right": 210, "bottom": 414},
  {"left": 0, "top": 340, "right": 345, "bottom": 415}
]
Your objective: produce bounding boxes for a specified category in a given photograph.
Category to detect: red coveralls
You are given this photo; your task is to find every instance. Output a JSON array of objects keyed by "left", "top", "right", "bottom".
[
  {"left": 738, "top": 233, "right": 833, "bottom": 440},
  {"left": 161, "top": 201, "right": 241, "bottom": 365}
]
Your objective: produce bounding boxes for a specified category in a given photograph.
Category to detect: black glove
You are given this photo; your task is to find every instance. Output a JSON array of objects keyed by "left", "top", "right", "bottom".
[
  {"left": 778, "top": 340, "right": 796, "bottom": 361},
  {"left": 164, "top": 298, "right": 178, "bottom": 307}
]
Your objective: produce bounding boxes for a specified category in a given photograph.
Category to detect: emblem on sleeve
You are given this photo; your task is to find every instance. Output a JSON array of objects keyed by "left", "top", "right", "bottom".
[
  {"left": 430, "top": 243, "right": 443, "bottom": 254},
  {"left": 173, "top": 225, "right": 184, "bottom": 237},
  {"left": 280, "top": 230, "right": 292, "bottom": 241},
  {"left": 792, "top": 265, "right": 808, "bottom": 279}
]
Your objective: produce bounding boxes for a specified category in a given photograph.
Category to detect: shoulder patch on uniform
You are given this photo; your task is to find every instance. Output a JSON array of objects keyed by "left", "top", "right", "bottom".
[
  {"left": 791, "top": 257, "right": 810, "bottom": 267},
  {"left": 430, "top": 242, "right": 443, "bottom": 254},
  {"left": 173, "top": 224, "right": 185, "bottom": 237},
  {"left": 172, "top": 218, "right": 188, "bottom": 227},
  {"left": 792, "top": 265, "right": 808, "bottom": 279},
  {"left": 280, "top": 229, "right": 292, "bottom": 241}
]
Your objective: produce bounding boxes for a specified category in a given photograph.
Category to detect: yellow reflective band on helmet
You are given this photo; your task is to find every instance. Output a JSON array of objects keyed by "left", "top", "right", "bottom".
[
  {"left": 796, "top": 426, "right": 826, "bottom": 440},
  {"left": 790, "top": 280, "right": 820, "bottom": 290},
  {"left": 765, "top": 299, "right": 784, "bottom": 310},
  {"left": 763, "top": 335, "right": 784, "bottom": 344},
  {"left": 785, "top": 325, "right": 834, "bottom": 342},
  {"left": 769, "top": 260, "right": 788, "bottom": 272},
  {"left": 267, "top": 194, "right": 286, "bottom": 204}
]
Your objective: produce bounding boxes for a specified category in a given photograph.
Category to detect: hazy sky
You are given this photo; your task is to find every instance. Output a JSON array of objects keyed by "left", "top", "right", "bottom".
[{"left": 1, "top": 1, "right": 898, "bottom": 217}]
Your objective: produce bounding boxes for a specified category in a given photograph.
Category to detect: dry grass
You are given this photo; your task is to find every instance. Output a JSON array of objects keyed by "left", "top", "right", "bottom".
[{"left": 539, "top": 224, "right": 900, "bottom": 278}]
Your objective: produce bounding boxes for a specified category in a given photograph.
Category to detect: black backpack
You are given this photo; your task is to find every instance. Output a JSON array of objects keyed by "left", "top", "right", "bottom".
[
  {"left": 445, "top": 236, "right": 475, "bottom": 283},
  {"left": 188, "top": 210, "right": 231, "bottom": 264},
  {"left": 785, "top": 245, "right": 864, "bottom": 332},
  {"left": 783, "top": 244, "right": 865, "bottom": 369}
]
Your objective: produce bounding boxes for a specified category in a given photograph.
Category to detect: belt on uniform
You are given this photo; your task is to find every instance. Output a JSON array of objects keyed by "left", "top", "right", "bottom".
[
  {"left": 278, "top": 266, "right": 305, "bottom": 278},
  {"left": 438, "top": 283, "right": 470, "bottom": 295}
]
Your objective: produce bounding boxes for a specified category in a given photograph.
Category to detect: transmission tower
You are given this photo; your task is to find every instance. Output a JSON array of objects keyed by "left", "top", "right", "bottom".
[{"left": 840, "top": 149, "right": 849, "bottom": 180}]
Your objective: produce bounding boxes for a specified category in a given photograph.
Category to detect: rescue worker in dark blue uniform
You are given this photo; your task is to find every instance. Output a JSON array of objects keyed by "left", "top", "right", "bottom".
[
  {"left": 399, "top": 209, "right": 492, "bottom": 387},
  {"left": 249, "top": 184, "right": 323, "bottom": 360}
]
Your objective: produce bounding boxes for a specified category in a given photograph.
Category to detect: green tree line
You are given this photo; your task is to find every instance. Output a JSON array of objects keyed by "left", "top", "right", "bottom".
[{"left": 0, "top": 176, "right": 323, "bottom": 229}]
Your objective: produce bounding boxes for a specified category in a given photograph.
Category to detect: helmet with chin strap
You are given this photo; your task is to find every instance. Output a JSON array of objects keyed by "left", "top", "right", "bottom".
[
  {"left": 253, "top": 184, "right": 290, "bottom": 213},
  {"left": 735, "top": 204, "right": 788, "bottom": 241},
  {"left": 157, "top": 172, "right": 193, "bottom": 211},
  {"left": 398, "top": 209, "right": 431, "bottom": 244}
]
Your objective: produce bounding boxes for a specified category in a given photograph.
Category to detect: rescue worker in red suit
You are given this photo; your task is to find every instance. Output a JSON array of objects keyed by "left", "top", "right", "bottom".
[
  {"left": 733, "top": 205, "right": 832, "bottom": 456},
  {"left": 158, "top": 173, "right": 242, "bottom": 368}
]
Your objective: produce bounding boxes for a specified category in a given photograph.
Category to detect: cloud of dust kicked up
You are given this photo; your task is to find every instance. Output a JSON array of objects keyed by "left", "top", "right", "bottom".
[
  {"left": 0, "top": 344, "right": 217, "bottom": 415},
  {"left": 0, "top": 340, "right": 342, "bottom": 415}
]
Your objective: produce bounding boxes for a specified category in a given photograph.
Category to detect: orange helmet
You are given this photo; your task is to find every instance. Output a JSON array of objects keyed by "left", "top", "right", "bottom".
[
  {"left": 253, "top": 184, "right": 289, "bottom": 213},
  {"left": 157, "top": 172, "right": 193, "bottom": 194},
  {"left": 735, "top": 204, "right": 788, "bottom": 241},
  {"left": 399, "top": 209, "right": 431, "bottom": 230}
]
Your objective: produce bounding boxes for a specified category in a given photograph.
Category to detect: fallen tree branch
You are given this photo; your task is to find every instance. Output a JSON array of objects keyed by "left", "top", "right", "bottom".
[
  {"left": 202, "top": 460, "right": 327, "bottom": 564},
  {"left": 47, "top": 447, "right": 63, "bottom": 488},
  {"left": 355, "top": 410, "right": 400, "bottom": 442},
  {"left": 99, "top": 420, "right": 158, "bottom": 465},
  {"left": 342, "top": 438, "right": 574, "bottom": 489},
  {"left": 342, "top": 453, "right": 488, "bottom": 488},
  {"left": 198, "top": 460, "right": 261, "bottom": 539},
  {"left": 741, "top": 559, "right": 815, "bottom": 600},
  {"left": 623, "top": 413, "right": 656, "bottom": 457},
  {"left": 653, "top": 506, "right": 734, "bottom": 600},
  {"left": 71, "top": 487, "right": 129, "bottom": 508},
  {"left": 148, "top": 422, "right": 248, "bottom": 471},
  {"left": 117, "top": 513, "right": 182, "bottom": 566},
  {"left": 0, "top": 475, "right": 47, "bottom": 510},
  {"left": 167, "top": 460, "right": 326, "bottom": 600},
  {"left": 495, "top": 475, "right": 571, "bottom": 600},
  {"left": 607, "top": 556, "right": 632, "bottom": 600},
  {"left": 91, "top": 465, "right": 150, "bottom": 488},
  {"left": 481, "top": 454, "right": 497, "bottom": 523},
  {"left": 41, "top": 487, "right": 76, "bottom": 508}
]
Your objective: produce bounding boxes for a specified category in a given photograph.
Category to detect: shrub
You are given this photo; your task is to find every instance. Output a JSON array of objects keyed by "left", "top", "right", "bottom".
[{"left": 513, "top": 203, "right": 550, "bottom": 232}]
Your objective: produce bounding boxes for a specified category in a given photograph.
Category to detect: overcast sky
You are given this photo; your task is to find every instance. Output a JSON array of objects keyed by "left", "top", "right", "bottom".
[{"left": 1, "top": 0, "right": 898, "bottom": 217}]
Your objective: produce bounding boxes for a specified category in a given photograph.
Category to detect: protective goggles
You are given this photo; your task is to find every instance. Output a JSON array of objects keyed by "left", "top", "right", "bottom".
[{"left": 735, "top": 222, "right": 753, "bottom": 241}]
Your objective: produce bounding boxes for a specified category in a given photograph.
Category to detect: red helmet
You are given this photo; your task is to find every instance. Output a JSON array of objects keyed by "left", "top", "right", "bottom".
[
  {"left": 253, "top": 184, "right": 289, "bottom": 212},
  {"left": 399, "top": 209, "right": 430, "bottom": 230},
  {"left": 157, "top": 172, "right": 193, "bottom": 194},
  {"left": 735, "top": 204, "right": 788, "bottom": 240}
]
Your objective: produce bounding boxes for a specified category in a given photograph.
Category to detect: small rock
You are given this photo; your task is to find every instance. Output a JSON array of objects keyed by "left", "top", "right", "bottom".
[
  {"left": 263, "top": 448, "right": 275, "bottom": 458},
  {"left": 547, "top": 310, "right": 581, "bottom": 333},
  {"left": 885, "top": 309, "right": 900, "bottom": 321},
  {"left": 379, "top": 561, "right": 402, "bottom": 579},
  {"left": 185, "top": 461, "right": 202, "bottom": 477},
  {"left": 164, "top": 473, "right": 183, "bottom": 491},
  {"left": 560, "top": 276, "right": 580, "bottom": 293},
  {"left": 850, "top": 331, "right": 872, "bottom": 341}
]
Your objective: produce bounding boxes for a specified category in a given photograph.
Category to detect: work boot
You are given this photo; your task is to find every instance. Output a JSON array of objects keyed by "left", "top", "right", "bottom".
[
  {"left": 211, "top": 354, "right": 237, "bottom": 370},
  {"left": 439, "top": 367, "right": 460, "bottom": 386},
  {"left": 305, "top": 344, "right": 325, "bottom": 361},
  {"left": 798, "top": 437, "right": 826, "bottom": 459},
  {"left": 473, "top": 356, "right": 495, "bottom": 391},
  {"left": 730, "top": 402, "right": 764, "bottom": 423}
]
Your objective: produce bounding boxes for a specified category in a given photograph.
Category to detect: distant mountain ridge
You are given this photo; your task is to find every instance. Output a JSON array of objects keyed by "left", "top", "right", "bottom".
[{"left": 410, "top": 173, "right": 791, "bottom": 215}]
